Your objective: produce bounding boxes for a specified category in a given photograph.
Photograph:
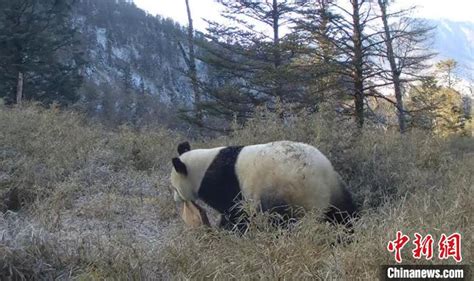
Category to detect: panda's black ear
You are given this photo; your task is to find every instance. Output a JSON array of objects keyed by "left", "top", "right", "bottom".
[
  {"left": 172, "top": 157, "right": 188, "bottom": 175},
  {"left": 177, "top": 141, "right": 191, "bottom": 155}
]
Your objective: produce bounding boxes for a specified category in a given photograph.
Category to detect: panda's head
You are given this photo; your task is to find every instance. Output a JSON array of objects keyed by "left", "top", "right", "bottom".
[
  {"left": 170, "top": 141, "right": 225, "bottom": 203},
  {"left": 170, "top": 141, "right": 196, "bottom": 202},
  {"left": 171, "top": 141, "right": 213, "bottom": 227}
]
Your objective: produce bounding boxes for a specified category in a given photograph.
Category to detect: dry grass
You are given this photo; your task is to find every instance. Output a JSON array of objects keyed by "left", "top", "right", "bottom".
[{"left": 0, "top": 105, "right": 472, "bottom": 280}]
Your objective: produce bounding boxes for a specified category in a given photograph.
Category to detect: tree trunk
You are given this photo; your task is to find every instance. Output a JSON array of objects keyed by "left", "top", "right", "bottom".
[
  {"left": 354, "top": 79, "right": 364, "bottom": 128},
  {"left": 352, "top": 0, "right": 364, "bottom": 128},
  {"left": 184, "top": 0, "right": 202, "bottom": 125},
  {"left": 378, "top": 0, "right": 406, "bottom": 133},
  {"left": 272, "top": 0, "right": 283, "bottom": 101},
  {"left": 393, "top": 75, "right": 406, "bottom": 133},
  {"left": 272, "top": 0, "right": 281, "bottom": 68},
  {"left": 16, "top": 71, "right": 24, "bottom": 105}
]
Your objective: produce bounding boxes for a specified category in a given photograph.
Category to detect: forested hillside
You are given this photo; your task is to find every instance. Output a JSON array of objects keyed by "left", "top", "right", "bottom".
[
  {"left": 0, "top": 0, "right": 203, "bottom": 127},
  {"left": 74, "top": 0, "right": 198, "bottom": 126},
  {"left": 1, "top": 0, "right": 472, "bottom": 132}
]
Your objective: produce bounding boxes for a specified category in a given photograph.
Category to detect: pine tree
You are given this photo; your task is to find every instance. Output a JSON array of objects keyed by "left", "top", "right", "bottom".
[
  {"left": 294, "top": 0, "right": 346, "bottom": 109},
  {"left": 197, "top": 0, "right": 300, "bottom": 126},
  {"left": 408, "top": 77, "right": 464, "bottom": 136},
  {"left": 0, "top": 0, "right": 84, "bottom": 106},
  {"left": 296, "top": 0, "right": 383, "bottom": 128},
  {"left": 436, "top": 59, "right": 458, "bottom": 89}
]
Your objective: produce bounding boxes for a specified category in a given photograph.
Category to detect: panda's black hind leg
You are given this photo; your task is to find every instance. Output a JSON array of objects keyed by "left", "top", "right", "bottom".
[
  {"left": 324, "top": 185, "right": 359, "bottom": 233},
  {"left": 260, "top": 196, "right": 300, "bottom": 229}
]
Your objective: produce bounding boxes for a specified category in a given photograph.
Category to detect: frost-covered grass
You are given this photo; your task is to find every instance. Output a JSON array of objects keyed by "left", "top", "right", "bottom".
[{"left": 0, "top": 105, "right": 472, "bottom": 280}]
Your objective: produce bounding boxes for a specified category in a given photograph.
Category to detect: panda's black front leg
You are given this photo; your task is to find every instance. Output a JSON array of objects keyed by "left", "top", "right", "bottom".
[
  {"left": 218, "top": 213, "right": 233, "bottom": 230},
  {"left": 219, "top": 211, "right": 249, "bottom": 234}
]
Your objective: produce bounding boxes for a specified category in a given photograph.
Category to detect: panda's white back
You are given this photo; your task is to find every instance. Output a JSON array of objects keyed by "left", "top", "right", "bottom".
[{"left": 235, "top": 141, "right": 338, "bottom": 211}]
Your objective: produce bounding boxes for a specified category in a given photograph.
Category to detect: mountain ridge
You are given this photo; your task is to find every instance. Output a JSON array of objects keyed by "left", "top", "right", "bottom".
[
  {"left": 430, "top": 19, "right": 473, "bottom": 76},
  {"left": 75, "top": 1, "right": 473, "bottom": 119}
]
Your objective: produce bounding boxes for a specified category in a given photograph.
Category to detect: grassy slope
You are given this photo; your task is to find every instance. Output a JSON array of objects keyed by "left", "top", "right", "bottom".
[{"left": 0, "top": 105, "right": 472, "bottom": 280}]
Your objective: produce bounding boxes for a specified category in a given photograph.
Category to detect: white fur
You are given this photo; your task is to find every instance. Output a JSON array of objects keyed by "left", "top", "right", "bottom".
[
  {"left": 171, "top": 147, "right": 224, "bottom": 201},
  {"left": 235, "top": 141, "right": 339, "bottom": 211},
  {"left": 171, "top": 141, "right": 341, "bottom": 213}
]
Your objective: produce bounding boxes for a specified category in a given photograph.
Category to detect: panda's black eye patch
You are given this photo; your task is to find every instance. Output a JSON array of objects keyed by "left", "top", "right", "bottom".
[
  {"left": 172, "top": 157, "right": 188, "bottom": 175},
  {"left": 177, "top": 141, "right": 191, "bottom": 155}
]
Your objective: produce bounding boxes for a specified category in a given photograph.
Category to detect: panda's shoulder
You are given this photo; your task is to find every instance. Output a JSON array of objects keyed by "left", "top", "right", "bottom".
[
  {"left": 179, "top": 147, "right": 225, "bottom": 170},
  {"left": 209, "top": 145, "right": 245, "bottom": 166}
]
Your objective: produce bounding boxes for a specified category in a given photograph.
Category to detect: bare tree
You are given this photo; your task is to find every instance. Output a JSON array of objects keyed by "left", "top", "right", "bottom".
[
  {"left": 178, "top": 0, "right": 202, "bottom": 126},
  {"left": 375, "top": 0, "right": 434, "bottom": 133}
]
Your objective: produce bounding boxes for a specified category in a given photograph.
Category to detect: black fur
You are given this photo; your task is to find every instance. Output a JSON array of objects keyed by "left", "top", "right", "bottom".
[
  {"left": 177, "top": 141, "right": 191, "bottom": 155},
  {"left": 260, "top": 195, "right": 301, "bottom": 228},
  {"left": 172, "top": 157, "right": 187, "bottom": 175},
  {"left": 197, "top": 146, "right": 244, "bottom": 229},
  {"left": 195, "top": 145, "right": 357, "bottom": 232},
  {"left": 324, "top": 185, "right": 358, "bottom": 227}
]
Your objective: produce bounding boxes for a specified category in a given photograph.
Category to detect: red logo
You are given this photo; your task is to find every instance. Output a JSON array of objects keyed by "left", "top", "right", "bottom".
[
  {"left": 387, "top": 232, "right": 462, "bottom": 263},
  {"left": 412, "top": 233, "right": 434, "bottom": 260},
  {"left": 387, "top": 231, "right": 410, "bottom": 263},
  {"left": 438, "top": 233, "right": 462, "bottom": 262}
]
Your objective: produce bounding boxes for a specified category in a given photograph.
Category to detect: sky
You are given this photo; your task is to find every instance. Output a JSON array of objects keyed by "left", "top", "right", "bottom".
[{"left": 133, "top": 0, "right": 474, "bottom": 31}]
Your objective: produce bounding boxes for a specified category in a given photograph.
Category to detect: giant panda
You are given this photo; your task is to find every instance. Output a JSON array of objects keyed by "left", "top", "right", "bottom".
[{"left": 170, "top": 141, "right": 357, "bottom": 231}]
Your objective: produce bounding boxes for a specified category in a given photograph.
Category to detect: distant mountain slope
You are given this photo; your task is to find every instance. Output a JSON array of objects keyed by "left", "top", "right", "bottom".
[
  {"left": 74, "top": 0, "right": 193, "bottom": 105},
  {"left": 430, "top": 19, "right": 474, "bottom": 78},
  {"left": 72, "top": 0, "right": 473, "bottom": 118}
]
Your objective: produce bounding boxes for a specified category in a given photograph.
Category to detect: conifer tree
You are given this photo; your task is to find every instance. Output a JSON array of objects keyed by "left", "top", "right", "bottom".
[
  {"left": 408, "top": 77, "right": 464, "bottom": 136},
  {"left": 0, "top": 0, "right": 84, "bottom": 106},
  {"left": 198, "top": 0, "right": 300, "bottom": 125},
  {"left": 296, "top": 0, "right": 382, "bottom": 128}
]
